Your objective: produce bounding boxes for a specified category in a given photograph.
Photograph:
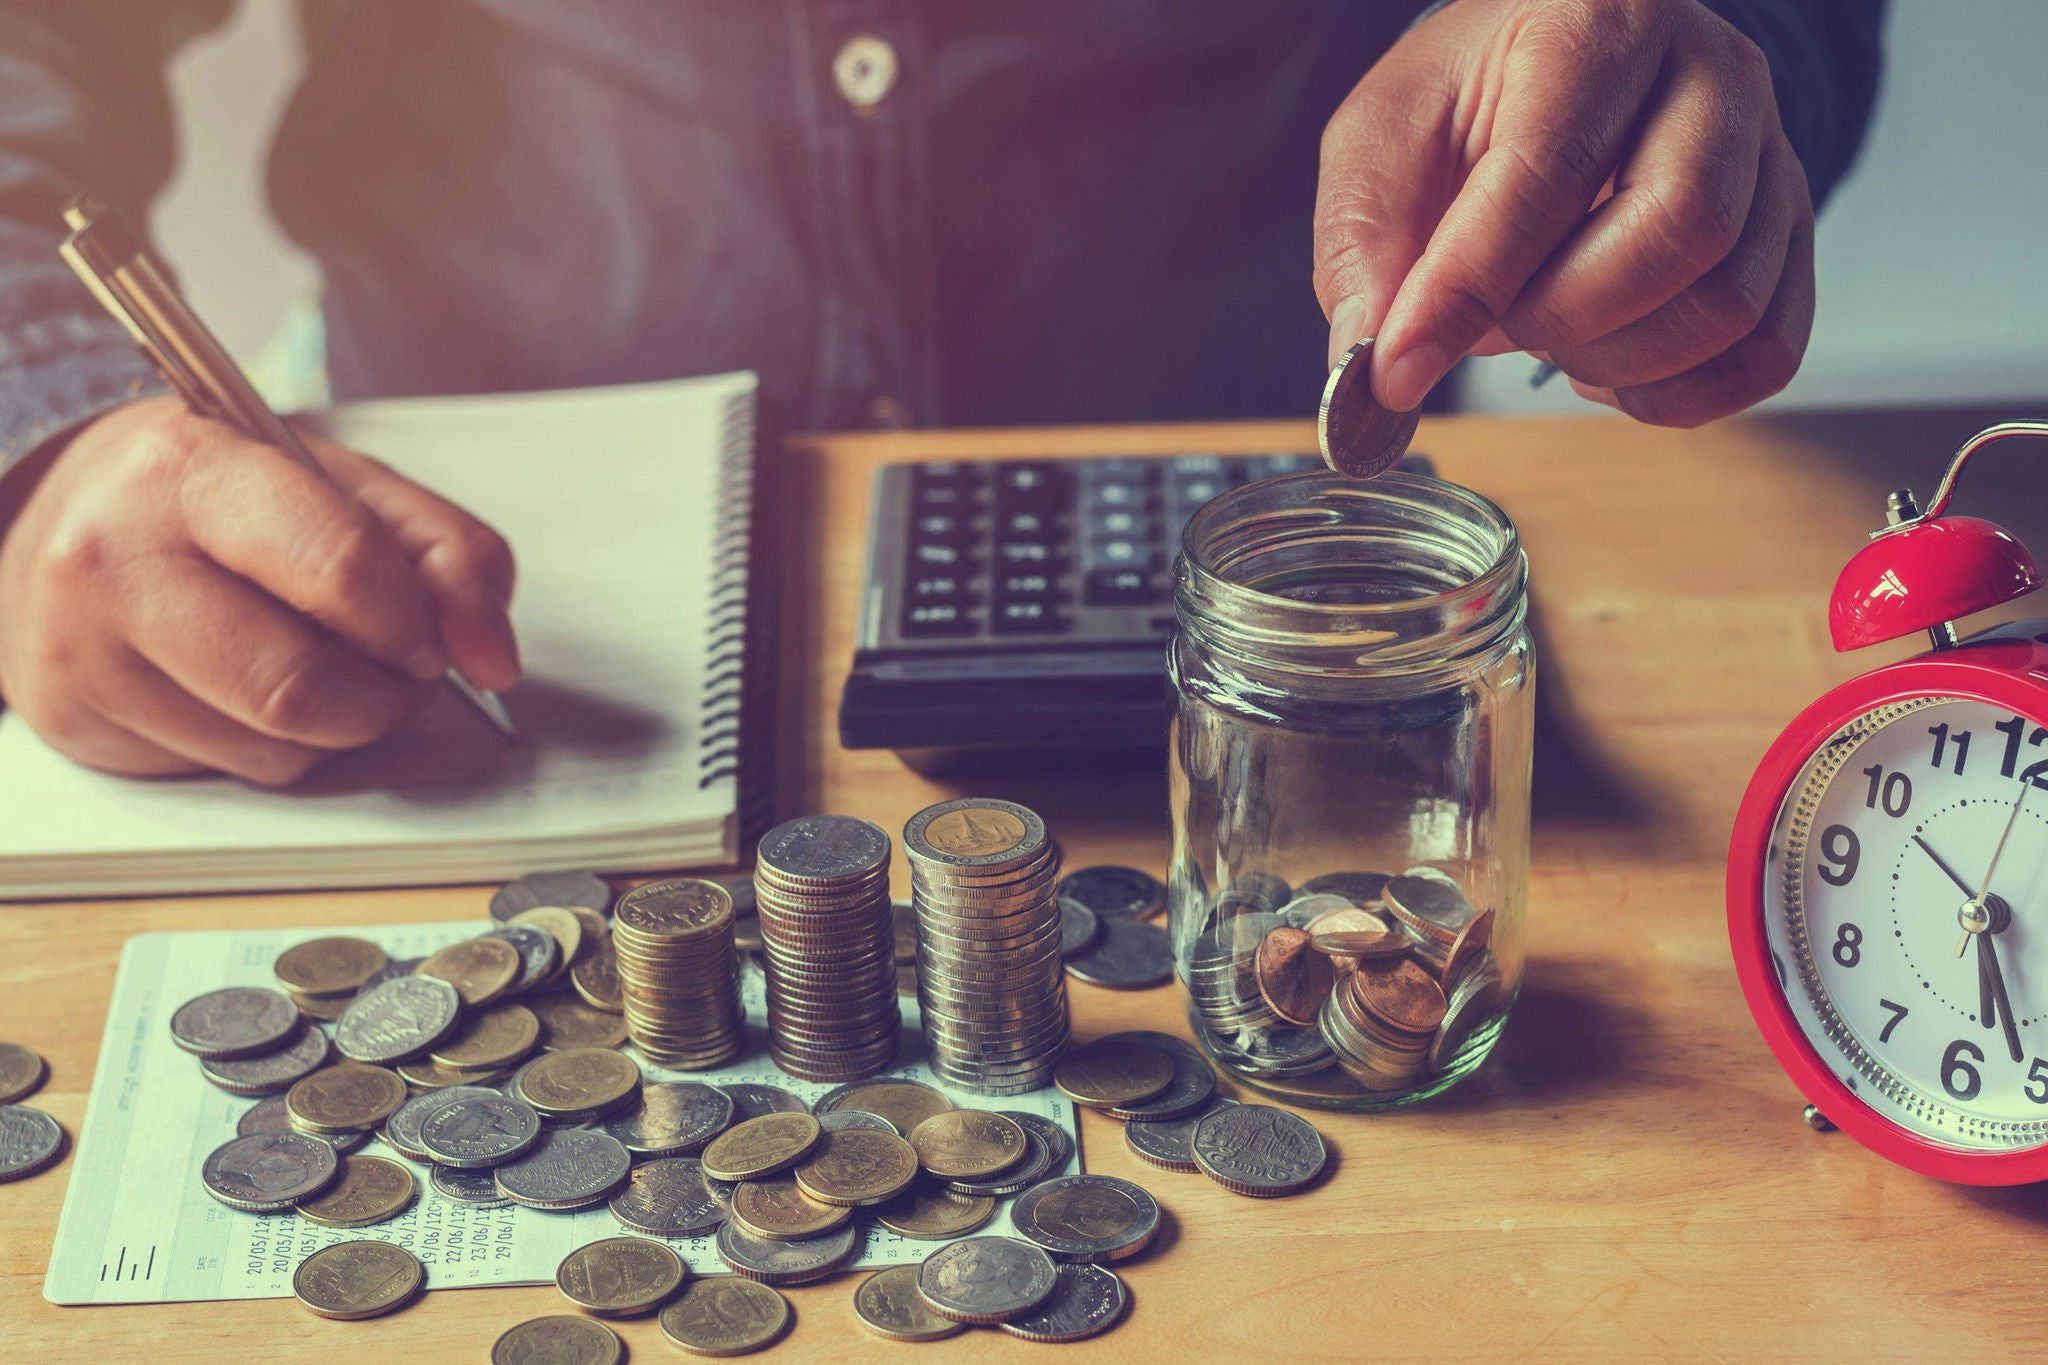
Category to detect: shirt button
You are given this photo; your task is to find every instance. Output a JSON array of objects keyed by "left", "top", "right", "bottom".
[{"left": 832, "top": 34, "right": 898, "bottom": 112}]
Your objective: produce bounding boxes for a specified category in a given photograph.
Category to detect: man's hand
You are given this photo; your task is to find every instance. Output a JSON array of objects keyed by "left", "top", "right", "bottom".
[
  {"left": 1315, "top": 0, "right": 1816, "bottom": 427},
  {"left": 0, "top": 396, "right": 520, "bottom": 785}
]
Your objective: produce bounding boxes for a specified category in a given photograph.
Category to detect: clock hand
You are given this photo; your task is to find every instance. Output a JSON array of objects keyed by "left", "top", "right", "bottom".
[
  {"left": 1975, "top": 779, "right": 2034, "bottom": 903},
  {"left": 1915, "top": 834, "right": 1977, "bottom": 898},
  {"left": 1983, "top": 929, "right": 2026, "bottom": 1063},
  {"left": 1977, "top": 930, "right": 1997, "bottom": 1029}
]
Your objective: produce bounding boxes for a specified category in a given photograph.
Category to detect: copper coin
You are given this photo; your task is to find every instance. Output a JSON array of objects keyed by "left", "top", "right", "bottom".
[
  {"left": 1353, "top": 958, "right": 1448, "bottom": 1034},
  {"left": 1310, "top": 930, "right": 1411, "bottom": 960},
  {"left": 1443, "top": 907, "right": 1496, "bottom": 985},
  {"left": 1253, "top": 927, "right": 1335, "bottom": 1027}
]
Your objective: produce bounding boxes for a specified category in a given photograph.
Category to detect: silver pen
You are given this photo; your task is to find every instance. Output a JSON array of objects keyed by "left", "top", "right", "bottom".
[{"left": 58, "top": 196, "right": 518, "bottom": 743}]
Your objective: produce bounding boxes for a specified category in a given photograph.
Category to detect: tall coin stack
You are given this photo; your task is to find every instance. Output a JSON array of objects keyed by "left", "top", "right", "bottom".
[
  {"left": 903, "top": 797, "right": 1069, "bottom": 1096},
  {"left": 752, "top": 815, "right": 901, "bottom": 1083},
  {"left": 612, "top": 878, "right": 746, "bottom": 1070}
]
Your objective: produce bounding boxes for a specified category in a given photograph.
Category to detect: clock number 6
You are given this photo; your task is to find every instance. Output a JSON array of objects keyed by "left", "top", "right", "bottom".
[{"left": 1943, "top": 1039, "right": 1985, "bottom": 1102}]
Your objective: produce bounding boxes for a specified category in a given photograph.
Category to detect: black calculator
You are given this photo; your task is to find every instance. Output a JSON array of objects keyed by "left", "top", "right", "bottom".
[{"left": 839, "top": 450, "right": 1419, "bottom": 771}]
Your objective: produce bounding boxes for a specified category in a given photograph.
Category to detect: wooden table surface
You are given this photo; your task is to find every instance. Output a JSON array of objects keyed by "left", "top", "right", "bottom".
[{"left": 7, "top": 407, "right": 2048, "bottom": 1361}]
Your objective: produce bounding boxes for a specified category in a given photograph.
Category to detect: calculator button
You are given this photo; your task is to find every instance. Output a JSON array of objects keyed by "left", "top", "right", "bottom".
[
  {"left": 914, "top": 482, "right": 972, "bottom": 512},
  {"left": 1086, "top": 509, "right": 1146, "bottom": 539},
  {"left": 1168, "top": 453, "right": 1232, "bottom": 476},
  {"left": 915, "top": 460, "right": 970, "bottom": 483},
  {"left": 998, "top": 509, "right": 1057, "bottom": 539},
  {"left": 901, "top": 602, "right": 975, "bottom": 636},
  {"left": 996, "top": 540, "right": 1063, "bottom": 566},
  {"left": 1084, "top": 568, "right": 1161, "bottom": 604},
  {"left": 1081, "top": 458, "right": 1158, "bottom": 483},
  {"left": 1083, "top": 539, "right": 1154, "bottom": 571},
  {"left": 910, "top": 574, "right": 968, "bottom": 599},
  {"left": 912, "top": 511, "right": 973, "bottom": 541},
  {"left": 1085, "top": 480, "right": 1149, "bottom": 510},
  {"left": 997, "top": 571, "right": 1061, "bottom": 598},
  {"left": 994, "top": 462, "right": 1067, "bottom": 505},
  {"left": 910, "top": 541, "right": 972, "bottom": 568},
  {"left": 1169, "top": 475, "right": 1228, "bottom": 508},
  {"left": 990, "top": 599, "right": 1069, "bottom": 635}
]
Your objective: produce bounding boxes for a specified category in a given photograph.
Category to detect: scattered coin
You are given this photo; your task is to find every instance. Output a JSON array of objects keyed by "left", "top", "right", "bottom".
[
  {"left": 1010, "top": 1174, "right": 1161, "bottom": 1263},
  {"left": 812, "top": 1079, "right": 946, "bottom": 1136},
  {"left": 659, "top": 1276, "right": 791, "bottom": 1356},
  {"left": 1098, "top": 1031, "right": 1217, "bottom": 1122},
  {"left": 492, "top": 1315, "right": 624, "bottom": 1365},
  {"left": 237, "top": 1094, "right": 367, "bottom": 1153},
  {"left": 730, "top": 1175, "right": 854, "bottom": 1240},
  {"left": 518, "top": 1047, "right": 642, "bottom": 1121},
  {"left": 999, "top": 1262, "right": 1129, "bottom": 1343},
  {"left": 1058, "top": 897, "right": 1101, "bottom": 957},
  {"left": 333, "top": 974, "right": 462, "bottom": 1065},
  {"left": 855, "top": 1263, "right": 967, "bottom": 1343},
  {"left": 702, "top": 1112, "right": 821, "bottom": 1183},
  {"left": 400, "top": 1055, "right": 511, "bottom": 1091},
  {"left": 943, "top": 1123, "right": 1051, "bottom": 1198},
  {"left": 794, "top": 1128, "right": 920, "bottom": 1207},
  {"left": 1054, "top": 1038, "right": 1174, "bottom": 1108},
  {"left": 1065, "top": 918, "right": 1173, "bottom": 991},
  {"left": 817, "top": 1109, "right": 896, "bottom": 1135},
  {"left": 908, "top": 1110, "right": 1026, "bottom": 1181},
  {"left": 431, "top": 1002, "right": 541, "bottom": 1072},
  {"left": 602, "top": 1080, "right": 734, "bottom": 1157},
  {"left": 1255, "top": 926, "right": 1335, "bottom": 1026},
  {"left": 1319, "top": 336, "right": 1419, "bottom": 478},
  {"left": 483, "top": 923, "right": 562, "bottom": 994},
  {"left": 419, "top": 1093, "right": 544, "bottom": 1168},
  {"left": 914, "top": 1236, "right": 1059, "bottom": 1325},
  {"left": 202, "top": 1132, "right": 338, "bottom": 1211},
  {"left": 1000, "top": 1110, "right": 1076, "bottom": 1178},
  {"left": 198, "top": 1025, "right": 330, "bottom": 1096},
  {"left": 873, "top": 1185, "right": 997, "bottom": 1239},
  {"left": 296, "top": 1154, "right": 417, "bottom": 1228},
  {"left": 417, "top": 936, "right": 524, "bottom": 1007},
  {"left": 0, "top": 1044, "right": 46, "bottom": 1105},
  {"left": 495, "top": 1128, "right": 634, "bottom": 1210},
  {"left": 492, "top": 870, "right": 614, "bottom": 923},
  {"left": 571, "top": 939, "right": 625, "bottom": 1012},
  {"left": 1125, "top": 1096, "right": 1239, "bottom": 1173},
  {"left": 286, "top": 1061, "right": 408, "bottom": 1135},
  {"left": 274, "top": 936, "right": 388, "bottom": 998},
  {"left": 721, "top": 1083, "right": 809, "bottom": 1122},
  {"left": 0, "top": 1104, "right": 65, "bottom": 1183},
  {"left": 1056, "top": 865, "right": 1165, "bottom": 921},
  {"left": 715, "top": 1219, "right": 859, "bottom": 1286},
  {"left": 555, "top": 1235, "right": 687, "bottom": 1318},
  {"left": 511, "top": 906, "right": 587, "bottom": 975},
  {"left": 608, "top": 1156, "right": 728, "bottom": 1238},
  {"left": 432, "top": 1163, "right": 512, "bottom": 1208},
  {"left": 169, "top": 986, "right": 301, "bottom": 1060},
  {"left": 290, "top": 991, "right": 350, "bottom": 1023},
  {"left": 1191, "top": 1103, "right": 1327, "bottom": 1197},
  {"left": 531, "top": 993, "right": 629, "bottom": 1051},
  {"left": 292, "top": 1239, "right": 424, "bottom": 1320}
]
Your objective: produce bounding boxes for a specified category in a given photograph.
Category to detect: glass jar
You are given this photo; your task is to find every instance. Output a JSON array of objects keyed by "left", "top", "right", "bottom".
[{"left": 1167, "top": 471, "right": 1533, "bottom": 1109}]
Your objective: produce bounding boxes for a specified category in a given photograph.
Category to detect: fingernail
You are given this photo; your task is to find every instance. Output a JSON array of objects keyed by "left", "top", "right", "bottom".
[
  {"left": 404, "top": 641, "right": 449, "bottom": 682},
  {"left": 1377, "top": 342, "right": 1450, "bottom": 414},
  {"left": 1326, "top": 295, "right": 1371, "bottom": 371},
  {"left": 1570, "top": 381, "right": 1620, "bottom": 409}
]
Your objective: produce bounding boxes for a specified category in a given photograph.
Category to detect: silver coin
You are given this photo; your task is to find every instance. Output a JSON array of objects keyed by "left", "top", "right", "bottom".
[
  {"left": 756, "top": 815, "right": 892, "bottom": 883},
  {"left": 1318, "top": 336, "right": 1419, "bottom": 478},
  {"left": 1010, "top": 1175, "right": 1160, "bottom": 1264},
  {"left": 481, "top": 924, "right": 561, "bottom": 993},
  {"left": 237, "top": 1095, "right": 369, "bottom": 1153},
  {"left": 944, "top": 1125, "right": 1051, "bottom": 1199},
  {"left": 601, "top": 1081, "right": 735, "bottom": 1156},
  {"left": 198, "top": 1025, "right": 331, "bottom": 1095},
  {"left": 1277, "top": 892, "right": 1362, "bottom": 932},
  {"left": 494, "top": 1127, "right": 633, "bottom": 1208},
  {"left": 200, "top": 1132, "right": 338, "bottom": 1210},
  {"left": 0, "top": 1104, "right": 64, "bottom": 1183},
  {"left": 1065, "top": 919, "right": 1172, "bottom": 990},
  {"left": 902, "top": 799, "right": 1048, "bottom": 872},
  {"left": 915, "top": 1236, "right": 1059, "bottom": 1324},
  {"left": 334, "top": 975, "right": 461, "bottom": 1065},
  {"left": 1056, "top": 866, "right": 1164, "bottom": 922},
  {"left": 720, "top": 1083, "right": 809, "bottom": 1121},
  {"left": 999, "top": 1262, "right": 1129, "bottom": 1343},
  {"left": 357, "top": 955, "right": 427, "bottom": 994},
  {"left": 997, "top": 1111, "right": 1074, "bottom": 1178},
  {"left": 817, "top": 1109, "right": 898, "bottom": 1136},
  {"left": 1126, "top": 1096, "right": 1239, "bottom": 1172},
  {"left": 419, "top": 1094, "right": 544, "bottom": 1168},
  {"left": 1297, "top": 870, "right": 1392, "bottom": 906},
  {"left": 431, "top": 1162, "right": 510, "bottom": 1207},
  {"left": 1058, "top": 898, "right": 1100, "bottom": 958},
  {"left": 1191, "top": 1103, "right": 1327, "bottom": 1196},
  {"left": 490, "top": 869, "right": 614, "bottom": 922},
  {"left": 608, "top": 1156, "right": 727, "bottom": 1238},
  {"left": 384, "top": 1085, "right": 503, "bottom": 1161},
  {"left": 1431, "top": 960, "right": 1507, "bottom": 1071},
  {"left": 715, "top": 1219, "right": 859, "bottom": 1285},
  {"left": 1385, "top": 871, "right": 1477, "bottom": 943},
  {"left": 1221, "top": 873, "right": 1293, "bottom": 914},
  {"left": 168, "top": 987, "right": 301, "bottom": 1060}
]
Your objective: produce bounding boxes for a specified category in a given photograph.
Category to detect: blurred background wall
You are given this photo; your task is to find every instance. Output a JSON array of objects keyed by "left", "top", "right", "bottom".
[{"left": 155, "top": 0, "right": 2047, "bottom": 413}]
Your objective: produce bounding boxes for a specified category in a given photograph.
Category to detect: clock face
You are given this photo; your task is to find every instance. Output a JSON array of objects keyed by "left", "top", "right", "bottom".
[{"left": 1764, "top": 695, "right": 2048, "bottom": 1150}]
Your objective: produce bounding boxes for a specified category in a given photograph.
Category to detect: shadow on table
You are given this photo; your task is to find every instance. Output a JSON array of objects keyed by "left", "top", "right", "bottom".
[{"left": 1422, "top": 955, "right": 1650, "bottom": 1112}]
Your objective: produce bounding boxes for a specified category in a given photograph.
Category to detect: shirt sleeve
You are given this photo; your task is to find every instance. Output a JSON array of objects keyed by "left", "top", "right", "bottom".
[
  {"left": 1700, "top": 0, "right": 1888, "bottom": 210},
  {"left": 0, "top": 2, "right": 237, "bottom": 481}
]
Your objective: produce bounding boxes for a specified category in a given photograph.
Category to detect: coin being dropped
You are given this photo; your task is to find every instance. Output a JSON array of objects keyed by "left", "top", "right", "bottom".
[
  {"left": 659, "top": 1277, "right": 791, "bottom": 1357},
  {"left": 855, "top": 1264, "right": 967, "bottom": 1343},
  {"left": 291, "top": 1240, "right": 424, "bottom": 1320},
  {"left": 492, "top": 1315, "right": 624, "bottom": 1365},
  {"left": 556, "top": 1236, "right": 687, "bottom": 1318},
  {"left": 1318, "top": 336, "right": 1420, "bottom": 479},
  {"left": 0, "top": 1104, "right": 65, "bottom": 1183},
  {"left": 608, "top": 1157, "right": 728, "bottom": 1239},
  {"left": 0, "top": 1044, "right": 46, "bottom": 1105},
  {"left": 1000, "top": 1262, "right": 1130, "bottom": 1344}
]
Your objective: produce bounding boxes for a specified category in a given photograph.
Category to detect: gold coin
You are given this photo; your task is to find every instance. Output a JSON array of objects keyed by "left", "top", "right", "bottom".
[
  {"left": 532, "top": 993, "right": 631, "bottom": 1050},
  {"left": 1053, "top": 1039, "right": 1174, "bottom": 1108},
  {"left": 519, "top": 1047, "right": 642, "bottom": 1117},
  {"left": 554, "top": 1235, "right": 687, "bottom": 1318},
  {"left": 430, "top": 1003, "right": 540, "bottom": 1072},
  {"left": 793, "top": 1129, "right": 919, "bottom": 1207},
  {"left": 921, "top": 807, "right": 1027, "bottom": 858},
  {"left": 874, "top": 1186, "right": 996, "bottom": 1240},
  {"left": 286, "top": 1062, "right": 408, "bottom": 1134},
  {"left": 0, "top": 1043, "right": 47, "bottom": 1105},
  {"left": 569, "top": 905, "right": 610, "bottom": 943},
  {"left": 818, "top": 1080, "right": 952, "bottom": 1137},
  {"left": 291, "top": 1239, "right": 423, "bottom": 1320},
  {"left": 512, "top": 907, "right": 585, "bottom": 972},
  {"left": 397, "top": 1057, "right": 511, "bottom": 1090},
  {"left": 730, "top": 1175, "right": 853, "bottom": 1240},
  {"left": 416, "top": 937, "right": 523, "bottom": 1007},
  {"left": 295, "top": 1155, "right": 417, "bottom": 1228},
  {"left": 571, "top": 940, "right": 625, "bottom": 1013},
  {"left": 701, "top": 1113, "right": 821, "bottom": 1183},
  {"left": 658, "top": 1277, "right": 791, "bottom": 1357},
  {"left": 907, "top": 1110, "right": 1027, "bottom": 1181},
  {"left": 289, "top": 991, "right": 349, "bottom": 1024},
  {"left": 854, "top": 1264, "right": 966, "bottom": 1343},
  {"left": 274, "top": 936, "right": 388, "bottom": 997},
  {"left": 492, "top": 1315, "right": 624, "bottom": 1365},
  {"left": 615, "top": 879, "right": 734, "bottom": 940}
]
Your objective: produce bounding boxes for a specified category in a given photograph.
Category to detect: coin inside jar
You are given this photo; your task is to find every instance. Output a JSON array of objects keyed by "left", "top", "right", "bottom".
[
  {"left": 1052, "top": 1039, "right": 1174, "bottom": 1108},
  {"left": 554, "top": 1236, "right": 687, "bottom": 1318},
  {"left": 907, "top": 1110, "right": 1027, "bottom": 1181},
  {"left": 1354, "top": 957, "right": 1449, "bottom": 1033},
  {"left": 1443, "top": 906, "right": 1497, "bottom": 985},
  {"left": 1254, "top": 926, "right": 1335, "bottom": 1026}
]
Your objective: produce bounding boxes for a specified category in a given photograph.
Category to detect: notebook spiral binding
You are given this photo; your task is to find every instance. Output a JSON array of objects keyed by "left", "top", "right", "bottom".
[{"left": 696, "top": 390, "right": 756, "bottom": 790}]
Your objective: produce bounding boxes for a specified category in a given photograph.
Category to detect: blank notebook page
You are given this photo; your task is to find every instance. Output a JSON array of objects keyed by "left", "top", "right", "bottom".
[{"left": 0, "top": 371, "right": 756, "bottom": 898}]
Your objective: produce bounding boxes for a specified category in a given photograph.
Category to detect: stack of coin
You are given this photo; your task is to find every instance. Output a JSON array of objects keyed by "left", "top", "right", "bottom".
[
  {"left": 611, "top": 878, "right": 746, "bottom": 1070},
  {"left": 753, "top": 816, "right": 901, "bottom": 1083},
  {"left": 903, "top": 798, "right": 1069, "bottom": 1096},
  {"left": 1318, "top": 956, "right": 1447, "bottom": 1090},
  {"left": 1184, "top": 908, "right": 1335, "bottom": 1080}
]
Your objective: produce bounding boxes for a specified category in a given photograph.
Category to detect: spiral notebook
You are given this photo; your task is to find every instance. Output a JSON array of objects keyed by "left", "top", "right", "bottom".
[{"left": 0, "top": 371, "right": 758, "bottom": 899}]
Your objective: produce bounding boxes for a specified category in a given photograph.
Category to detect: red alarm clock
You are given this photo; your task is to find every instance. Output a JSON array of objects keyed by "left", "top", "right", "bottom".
[{"left": 1729, "top": 421, "right": 2048, "bottom": 1184}]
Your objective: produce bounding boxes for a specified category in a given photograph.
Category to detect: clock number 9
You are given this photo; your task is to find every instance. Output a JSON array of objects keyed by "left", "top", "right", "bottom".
[{"left": 1817, "top": 824, "right": 1860, "bottom": 886}]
